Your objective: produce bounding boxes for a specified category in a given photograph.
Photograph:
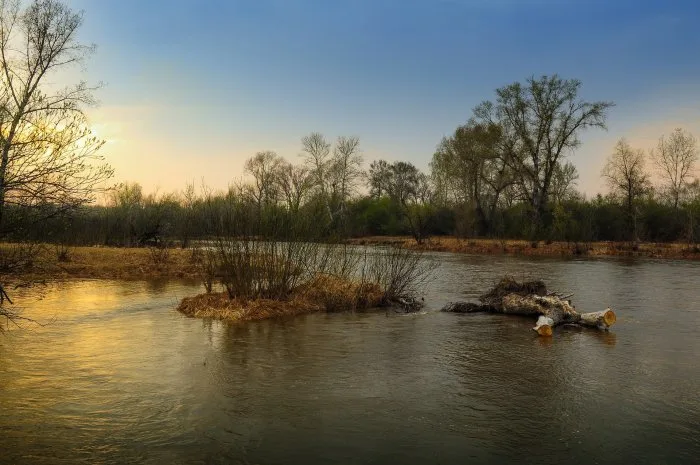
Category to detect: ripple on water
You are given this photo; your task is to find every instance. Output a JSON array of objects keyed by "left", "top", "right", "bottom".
[{"left": 1, "top": 255, "right": 699, "bottom": 464}]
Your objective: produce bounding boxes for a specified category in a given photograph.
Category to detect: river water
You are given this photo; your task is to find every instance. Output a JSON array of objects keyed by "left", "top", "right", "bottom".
[{"left": 1, "top": 252, "right": 699, "bottom": 464}]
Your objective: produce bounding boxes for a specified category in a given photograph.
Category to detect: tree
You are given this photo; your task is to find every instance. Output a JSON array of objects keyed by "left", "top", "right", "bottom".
[
  {"left": 330, "top": 135, "right": 363, "bottom": 204},
  {"left": 277, "top": 160, "right": 312, "bottom": 213},
  {"left": 109, "top": 182, "right": 143, "bottom": 246},
  {"left": 244, "top": 151, "right": 283, "bottom": 210},
  {"left": 300, "top": 132, "right": 333, "bottom": 220},
  {"left": 378, "top": 160, "right": 433, "bottom": 244},
  {"left": 650, "top": 128, "right": 698, "bottom": 209},
  {"left": 473, "top": 75, "right": 613, "bottom": 233},
  {"left": 0, "top": 0, "right": 112, "bottom": 232},
  {"left": 550, "top": 161, "right": 579, "bottom": 204},
  {"left": 301, "top": 132, "right": 332, "bottom": 200},
  {"left": 432, "top": 121, "right": 514, "bottom": 235},
  {"left": 602, "top": 139, "right": 651, "bottom": 241},
  {"left": 368, "top": 159, "right": 392, "bottom": 198},
  {"left": 387, "top": 161, "right": 420, "bottom": 204},
  {"left": 179, "top": 181, "right": 198, "bottom": 248},
  {"left": 300, "top": 132, "right": 363, "bottom": 229}
]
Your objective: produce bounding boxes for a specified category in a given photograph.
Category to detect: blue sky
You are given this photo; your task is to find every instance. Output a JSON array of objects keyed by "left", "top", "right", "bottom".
[{"left": 65, "top": 0, "right": 700, "bottom": 195}]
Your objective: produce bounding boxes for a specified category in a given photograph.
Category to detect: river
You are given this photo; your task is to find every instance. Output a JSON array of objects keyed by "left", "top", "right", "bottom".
[{"left": 1, "top": 252, "right": 699, "bottom": 464}]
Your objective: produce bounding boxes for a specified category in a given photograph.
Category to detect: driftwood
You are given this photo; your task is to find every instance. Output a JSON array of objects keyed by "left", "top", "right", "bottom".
[{"left": 442, "top": 277, "right": 616, "bottom": 337}]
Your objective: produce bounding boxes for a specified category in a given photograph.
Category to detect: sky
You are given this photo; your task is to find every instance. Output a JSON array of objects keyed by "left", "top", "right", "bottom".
[{"left": 61, "top": 0, "right": 700, "bottom": 196}]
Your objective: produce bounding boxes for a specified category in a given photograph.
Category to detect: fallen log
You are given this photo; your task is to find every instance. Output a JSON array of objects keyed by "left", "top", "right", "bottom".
[{"left": 442, "top": 277, "right": 616, "bottom": 337}]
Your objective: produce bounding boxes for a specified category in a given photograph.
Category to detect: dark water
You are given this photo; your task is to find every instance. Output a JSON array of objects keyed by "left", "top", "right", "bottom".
[{"left": 1, "top": 253, "right": 699, "bottom": 464}]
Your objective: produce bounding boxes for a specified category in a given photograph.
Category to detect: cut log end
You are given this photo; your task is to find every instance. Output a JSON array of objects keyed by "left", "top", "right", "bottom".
[
  {"left": 603, "top": 308, "right": 617, "bottom": 327},
  {"left": 533, "top": 316, "right": 554, "bottom": 337},
  {"left": 535, "top": 325, "right": 553, "bottom": 337},
  {"left": 578, "top": 308, "right": 617, "bottom": 330}
]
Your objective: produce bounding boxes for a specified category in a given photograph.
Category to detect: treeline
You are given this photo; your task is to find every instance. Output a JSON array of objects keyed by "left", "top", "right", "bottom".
[
  {"left": 10, "top": 181, "right": 698, "bottom": 248},
  {"left": 4, "top": 75, "right": 700, "bottom": 248}
]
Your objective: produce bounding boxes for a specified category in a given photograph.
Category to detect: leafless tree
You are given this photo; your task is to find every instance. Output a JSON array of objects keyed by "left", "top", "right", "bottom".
[
  {"left": 301, "top": 132, "right": 332, "bottom": 198},
  {"left": 376, "top": 160, "right": 433, "bottom": 244},
  {"left": 602, "top": 139, "right": 651, "bottom": 241},
  {"left": 0, "top": 0, "right": 112, "bottom": 231},
  {"left": 650, "top": 128, "right": 698, "bottom": 209},
  {"left": 301, "top": 132, "right": 363, "bottom": 225},
  {"left": 431, "top": 121, "right": 514, "bottom": 235},
  {"left": 179, "top": 181, "right": 198, "bottom": 248},
  {"left": 244, "top": 151, "right": 283, "bottom": 210},
  {"left": 330, "top": 135, "right": 363, "bottom": 203},
  {"left": 550, "top": 161, "right": 579, "bottom": 204},
  {"left": 474, "top": 75, "right": 613, "bottom": 232},
  {"left": 277, "top": 160, "right": 312, "bottom": 213},
  {"left": 368, "top": 159, "right": 392, "bottom": 198}
]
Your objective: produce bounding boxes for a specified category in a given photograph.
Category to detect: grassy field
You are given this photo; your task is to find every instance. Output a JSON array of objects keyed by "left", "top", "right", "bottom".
[{"left": 348, "top": 236, "right": 700, "bottom": 260}]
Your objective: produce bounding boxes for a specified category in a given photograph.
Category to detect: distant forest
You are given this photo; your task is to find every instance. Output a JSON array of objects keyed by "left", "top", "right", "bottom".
[{"left": 3, "top": 75, "right": 699, "bottom": 248}]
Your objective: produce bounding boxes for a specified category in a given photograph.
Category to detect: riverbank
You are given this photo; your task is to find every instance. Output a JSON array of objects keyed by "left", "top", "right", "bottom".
[
  {"left": 0, "top": 244, "right": 200, "bottom": 284},
  {"left": 347, "top": 236, "right": 700, "bottom": 260}
]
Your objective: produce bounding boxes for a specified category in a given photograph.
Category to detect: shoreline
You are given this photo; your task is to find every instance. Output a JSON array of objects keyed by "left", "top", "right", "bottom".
[
  {"left": 347, "top": 236, "right": 700, "bottom": 260},
  {"left": 3, "top": 236, "right": 699, "bottom": 286}
]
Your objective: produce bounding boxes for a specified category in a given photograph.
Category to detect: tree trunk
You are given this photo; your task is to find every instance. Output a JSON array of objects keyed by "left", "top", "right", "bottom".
[{"left": 442, "top": 277, "right": 617, "bottom": 337}]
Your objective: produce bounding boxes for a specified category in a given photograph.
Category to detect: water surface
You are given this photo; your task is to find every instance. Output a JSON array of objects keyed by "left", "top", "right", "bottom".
[{"left": 1, "top": 253, "right": 699, "bottom": 464}]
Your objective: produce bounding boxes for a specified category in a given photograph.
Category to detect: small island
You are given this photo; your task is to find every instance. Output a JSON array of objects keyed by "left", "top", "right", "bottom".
[{"left": 175, "top": 241, "right": 432, "bottom": 323}]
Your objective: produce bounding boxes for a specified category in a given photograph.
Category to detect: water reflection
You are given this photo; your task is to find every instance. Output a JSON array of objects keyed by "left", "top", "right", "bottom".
[{"left": 0, "top": 255, "right": 699, "bottom": 464}]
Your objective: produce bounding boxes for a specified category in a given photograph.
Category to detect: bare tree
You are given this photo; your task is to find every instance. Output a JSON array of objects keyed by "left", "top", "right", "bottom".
[
  {"left": 179, "top": 181, "right": 198, "bottom": 248},
  {"left": 380, "top": 160, "right": 433, "bottom": 244},
  {"left": 244, "top": 151, "right": 283, "bottom": 209},
  {"left": 277, "top": 160, "right": 312, "bottom": 213},
  {"left": 474, "top": 75, "right": 613, "bottom": 233},
  {"left": 387, "top": 161, "right": 420, "bottom": 204},
  {"left": 301, "top": 132, "right": 363, "bottom": 226},
  {"left": 300, "top": 132, "right": 332, "bottom": 198},
  {"left": 602, "top": 139, "right": 651, "bottom": 241},
  {"left": 650, "top": 128, "right": 698, "bottom": 209},
  {"left": 368, "top": 159, "right": 392, "bottom": 198},
  {"left": 0, "top": 0, "right": 111, "bottom": 232},
  {"left": 432, "top": 121, "right": 514, "bottom": 235},
  {"left": 330, "top": 135, "right": 363, "bottom": 204},
  {"left": 108, "top": 182, "right": 143, "bottom": 246},
  {"left": 550, "top": 161, "right": 579, "bottom": 204}
]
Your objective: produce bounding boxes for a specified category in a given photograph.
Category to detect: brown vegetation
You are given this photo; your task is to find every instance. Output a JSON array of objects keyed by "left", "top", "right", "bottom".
[
  {"left": 348, "top": 236, "right": 700, "bottom": 260},
  {"left": 0, "top": 243, "right": 200, "bottom": 284},
  {"left": 177, "top": 274, "right": 386, "bottom": 323}
]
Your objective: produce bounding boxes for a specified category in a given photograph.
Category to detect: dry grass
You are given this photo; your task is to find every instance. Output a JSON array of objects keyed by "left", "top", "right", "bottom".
[
  {"left": 177, "top": 274, "right": 386, "bottom": 323},
  {"left": 177, "top": 292, "right": 323, "bottom": 322},
  {"left": 348, "top": 236, "right": 700, "bottom": 260},
  {"left": 295, "top": 274, "right": 385, "bottom": 312},
  {"left": 0, "top": 243, "right": 200, "bottom": 284}
]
